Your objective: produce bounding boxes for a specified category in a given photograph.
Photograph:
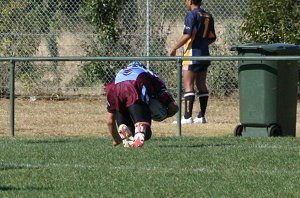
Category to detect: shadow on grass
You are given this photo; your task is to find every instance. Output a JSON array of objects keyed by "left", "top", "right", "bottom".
[
  {"left": 0, "top": 164, "right": 38, "bottom": 171},
  {"left": 23, "top": 138, "right": 81, "bottom": 144},
  {"left": 0, "top": 185, "right": 53, "bottom": 191},
  {"left": 0, "top": 186, "right": 21, "bottom": 191},
  {"left": 158, "top": 143, "right": 234, "bottom": 148}
]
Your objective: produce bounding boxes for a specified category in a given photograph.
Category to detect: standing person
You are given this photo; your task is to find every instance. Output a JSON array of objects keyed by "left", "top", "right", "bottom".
[
  {"left": 106, "top": 61, "right": 178, "bottom": 148},
  {"left": 169, "top": 0, "right": 216, "bottom": 124}
]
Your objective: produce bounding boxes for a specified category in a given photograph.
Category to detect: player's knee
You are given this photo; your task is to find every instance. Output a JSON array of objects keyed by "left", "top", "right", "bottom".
[
  {"left": 184, "top": 91, "right": 195, "bottom": 100},
  {"left": 135, "top": 123, "right": 152, "bottom": 141},
  {"left": 197, "top": 83, "right": 208, "bottom": 92},
  {"left": 198, "top": 91, "right": 209, "bottom": 97}
]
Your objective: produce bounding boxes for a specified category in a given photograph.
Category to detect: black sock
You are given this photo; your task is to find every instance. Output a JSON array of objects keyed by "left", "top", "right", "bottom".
[
  {"left": 198, "top": 91, "right": 209, "bottom": 117},
  {"left": 184, "top": 91, "right": 195, "bottom": 119}
]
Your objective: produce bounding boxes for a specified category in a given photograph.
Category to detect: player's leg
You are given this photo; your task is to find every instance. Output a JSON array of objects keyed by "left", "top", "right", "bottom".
[
  {"left": 182, "top": 67, "right": 196, "bottom": 123},
  {"left": 195, "top": 70, "right": 209, "bottom": 123},
  {"left": 128, "top": 100, "right": 152, "bottom": 147}
]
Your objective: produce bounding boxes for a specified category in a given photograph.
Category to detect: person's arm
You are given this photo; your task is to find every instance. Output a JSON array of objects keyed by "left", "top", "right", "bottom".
[
  {"left": 106, "top": 112, "right": 122, "bottom": 146},
  {"left": 208, "top": 18, "right": 216, "bottom": 45},
  {"left": 169, "top": 34, "right": 191, "bottom": 56},
  {"left": 150, "top": 74, "right": 179, "bottom": 117}
]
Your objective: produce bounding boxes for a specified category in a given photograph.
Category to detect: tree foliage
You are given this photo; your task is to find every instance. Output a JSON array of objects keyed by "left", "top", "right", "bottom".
[
  {"left": 0, "top": 0, "right": 65, "bottom": 56},
  {"left": 0, "top": 1, "right": 68, "bottom": 96},
  {"left": 242, "top": 0, "right": 300, "bottom": 44},
  {"left": 74, "top": 0, "right": 180, "bottom": 86},
  {"left": 71, "top": 0, "right": 124, "bottom": 86},
  {"left": 80, "top": 0, "right": 123, "bottom": 41}
]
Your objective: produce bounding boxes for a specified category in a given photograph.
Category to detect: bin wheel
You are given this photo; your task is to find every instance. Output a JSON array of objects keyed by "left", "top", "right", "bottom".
[
  {"left": 268, "top": 124, "right": 281, "bottom": 137},
  {"left": 234, "top": 124, "right": 243, "bottom": 136}
]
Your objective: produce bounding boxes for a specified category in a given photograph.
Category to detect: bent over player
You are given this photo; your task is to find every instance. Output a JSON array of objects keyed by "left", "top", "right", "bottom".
[{"left": 106, "top": 62, "right": 178, "bottom": 148}]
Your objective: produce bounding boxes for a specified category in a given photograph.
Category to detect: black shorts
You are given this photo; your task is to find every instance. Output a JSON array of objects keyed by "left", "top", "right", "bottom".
[
  {"left": 115, "top": 100, "right": 152, "bottom": 128},
  {"left": 182, "top": 64, "right": 209, "bottom": 73},
  {"left": 115, "top": 100, "right": 152, "bottom": 140}
]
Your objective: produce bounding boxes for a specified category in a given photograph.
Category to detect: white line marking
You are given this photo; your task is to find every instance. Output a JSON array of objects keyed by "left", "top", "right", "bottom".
[{"left": 1, "top": 162, "right": 300, "bottom": 174}]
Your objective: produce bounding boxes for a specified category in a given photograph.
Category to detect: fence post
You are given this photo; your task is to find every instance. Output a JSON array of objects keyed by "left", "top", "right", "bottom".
[
  {"left": 146, "top": 0, "right": 151, "bottom": 69},
  {"left": 9, "top": 60, "right": 15, "bottom": 137},
  {"left": 176, "top": 60, "right": 182, "bottom": 137}
]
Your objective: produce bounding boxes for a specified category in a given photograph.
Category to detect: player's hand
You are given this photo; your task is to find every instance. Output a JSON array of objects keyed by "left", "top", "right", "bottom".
[
  {"left": 167, "top": 102, "right": 179, "bottom": 117},
  {"left": 169, "top": 49, "right": 176, "bottom": 56}
]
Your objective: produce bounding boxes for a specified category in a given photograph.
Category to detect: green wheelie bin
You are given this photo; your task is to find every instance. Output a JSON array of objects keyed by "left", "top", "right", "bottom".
[{"left": 231, "top": 43, "right": 300, "bottom": 137}]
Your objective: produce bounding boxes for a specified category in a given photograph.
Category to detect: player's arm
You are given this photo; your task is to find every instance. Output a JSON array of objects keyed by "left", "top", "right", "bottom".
[
  {"left": 208, "top": 15, "right": 216, "bottom": 45},
  {"left": 169, "top": 12, "right": 194, "bottom": 56},
  {"left": 148, "top": 73, "right": 172, "bottom": 105},
  {"left": 106, "top": 111, "right": 122, "bottom": 146},
  {"left": 105, "top": 81, "right": 121, "bottom": 146},
  {"left": 150, "top": 74, "right": 179, "bottom": 117},
  {"left": 169, "top": 34, "right": 191, "bottom": 56}
]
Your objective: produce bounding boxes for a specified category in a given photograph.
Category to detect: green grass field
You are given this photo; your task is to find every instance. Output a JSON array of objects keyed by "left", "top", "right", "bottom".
[{"left": 1, "top": 136, "right": 300, "bottom": 197}]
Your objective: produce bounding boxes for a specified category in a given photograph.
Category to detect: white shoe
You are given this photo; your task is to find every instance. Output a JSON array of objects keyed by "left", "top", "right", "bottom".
[
  {"left": 118, "top": 124, "right": 134, "bottom": 147},
  {"left": 193, "top": 117, "right": 207, "bottom": 124},
  {"left": 134, "top": 132, "right": 145, "bottom": 148},
  {"left": 172, "top": 117, "right": 193, "bottom": 124}
]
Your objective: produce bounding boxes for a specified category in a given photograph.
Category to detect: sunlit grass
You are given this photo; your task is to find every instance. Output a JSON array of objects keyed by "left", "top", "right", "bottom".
[{"left": 0, "top": 136, "right": 300, "bottom": 197}]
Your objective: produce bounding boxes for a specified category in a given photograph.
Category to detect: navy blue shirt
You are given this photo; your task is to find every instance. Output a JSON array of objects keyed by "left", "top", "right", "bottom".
[{"left": 182, "top": 8, "right": 216, "bottom": 66}]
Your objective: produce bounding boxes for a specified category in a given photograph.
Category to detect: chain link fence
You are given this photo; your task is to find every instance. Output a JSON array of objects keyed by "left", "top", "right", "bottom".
[
  {"left": 0, "top": 0, "right": 249, "bottom": 99},
  {"left": 2, "top": 0, "right": 277, "bottom": 136}
]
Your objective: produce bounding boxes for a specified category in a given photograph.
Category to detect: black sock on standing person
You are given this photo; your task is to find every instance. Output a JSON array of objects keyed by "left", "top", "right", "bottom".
[
  {"left": 198, "top": 91, "right": 209, "bottom": 118},
  {"left": 184, "top": 91, "right": 195, "bottom": 119}
]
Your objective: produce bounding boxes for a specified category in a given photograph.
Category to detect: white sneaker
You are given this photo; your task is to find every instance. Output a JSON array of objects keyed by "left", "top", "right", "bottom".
[
  {"left": 172, "top": 117, "right": 193, "bottom": 124},
  {"left": 122, "top": 139, "right": 134, "bottom": 148},
  {"left": 193, "top": 117, "right": 207, "bottom": 124},
  {"left": 134, "top": 132, "right": 145, "bottom": 148},
  {"left": 118, "top": 124, "right": 134, "bottom": 147}
]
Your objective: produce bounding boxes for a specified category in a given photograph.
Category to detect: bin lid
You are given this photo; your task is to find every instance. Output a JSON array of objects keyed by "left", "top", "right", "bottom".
[{"left": 231, "top": 43, "right": 300, "bottom": 55}]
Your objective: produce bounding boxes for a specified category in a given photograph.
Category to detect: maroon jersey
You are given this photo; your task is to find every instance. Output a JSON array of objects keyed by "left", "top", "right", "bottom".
[{"left": 106, "top": 63, "right": 173, "bottom": 112}]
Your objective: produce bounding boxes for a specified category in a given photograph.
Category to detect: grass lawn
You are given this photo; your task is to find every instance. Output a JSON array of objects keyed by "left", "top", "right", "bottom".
[
  {"left": 1, "top": 98, "right": 300, "bottom": 197},
  {"left": 1, "top": 136, "right": 300, "bottom": 197}
]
